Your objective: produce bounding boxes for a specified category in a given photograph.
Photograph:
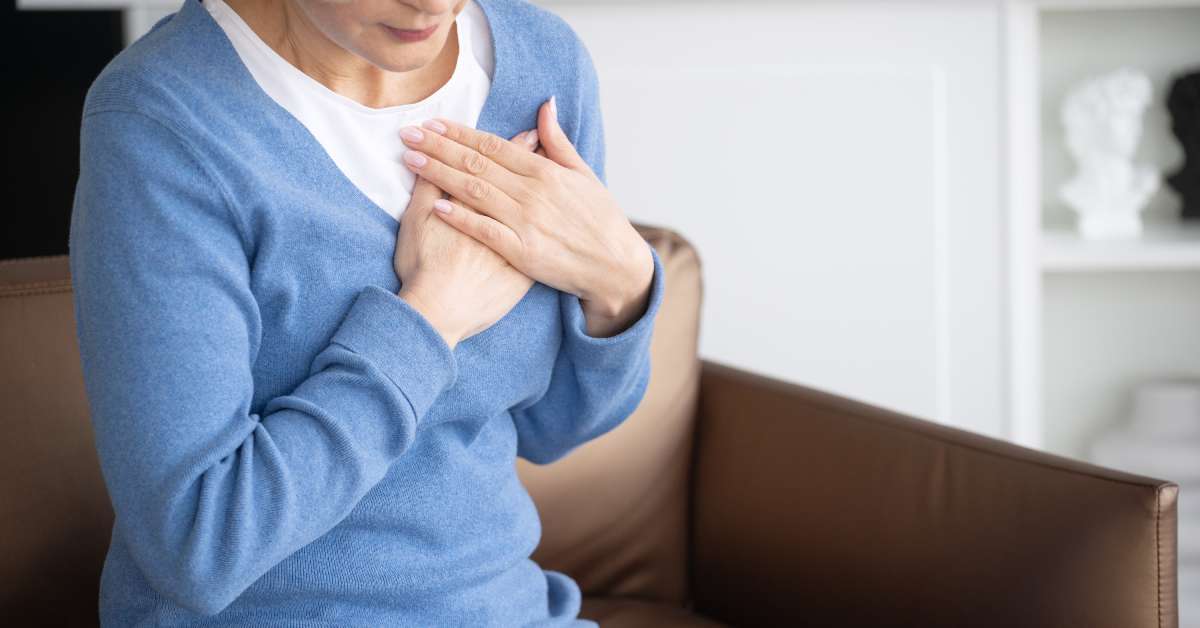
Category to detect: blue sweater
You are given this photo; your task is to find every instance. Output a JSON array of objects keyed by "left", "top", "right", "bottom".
[{"left": 67, "top": 0, "right": 665, "bottom": 625}]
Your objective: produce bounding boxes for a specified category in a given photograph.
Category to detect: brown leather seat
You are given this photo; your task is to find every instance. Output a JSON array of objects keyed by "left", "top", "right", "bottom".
[{"left": 0, "top": 224, "right": 1180, "bottom": 627}]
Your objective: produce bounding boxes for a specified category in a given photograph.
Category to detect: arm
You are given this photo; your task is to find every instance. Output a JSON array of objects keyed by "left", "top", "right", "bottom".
[
  {"left": 513, "top": 247, "right": 665, "bottom": 465},
  {"left": 69, "top": 109, "right": 457, "bottom": 616},
  {"left": 512, "top": 39, "right": 667, "bottom": 465}
]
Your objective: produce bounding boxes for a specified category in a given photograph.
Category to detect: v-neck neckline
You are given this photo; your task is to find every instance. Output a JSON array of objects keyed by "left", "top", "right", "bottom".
[{"left": 187, "top": 0, "right": 512, "bottom": 231}]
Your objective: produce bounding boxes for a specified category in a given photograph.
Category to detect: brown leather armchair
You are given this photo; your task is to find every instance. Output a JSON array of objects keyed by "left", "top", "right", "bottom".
[{"left": 0, "top": 224, "right": 1180, "bottom": 627}]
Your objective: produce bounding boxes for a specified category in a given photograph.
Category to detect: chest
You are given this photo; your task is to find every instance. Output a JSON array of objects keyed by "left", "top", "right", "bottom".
[{"left": 233, "top": 150, "right": 562, "bottom": 427}]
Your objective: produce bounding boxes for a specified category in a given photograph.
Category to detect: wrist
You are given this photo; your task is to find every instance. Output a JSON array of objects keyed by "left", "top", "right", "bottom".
[
  {"left": 578, "top": 243, "right": 654, "bottom": 336},
  {"left": 397, "top": 285, "right": 463, "bottom": 350}
]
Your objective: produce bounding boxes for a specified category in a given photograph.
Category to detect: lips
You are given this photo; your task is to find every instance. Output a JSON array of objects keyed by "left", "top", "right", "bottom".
[
  {"left": 390, "top": 24, "right": 436, "bottom": 32},
  {"left": 382, "top": 22, "right": 438, "bottom": 42}
]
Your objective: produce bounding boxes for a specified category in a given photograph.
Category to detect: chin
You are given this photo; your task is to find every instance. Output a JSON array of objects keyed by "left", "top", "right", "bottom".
[{"left": 363, "top": 35, "right": 444, "bottom": 72}]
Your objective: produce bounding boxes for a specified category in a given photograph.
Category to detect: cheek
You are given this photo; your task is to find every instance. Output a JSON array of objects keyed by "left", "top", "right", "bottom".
[
  {"left": 314, "top": 17, "right": 394, "bottom": 63},
  {"left": 301, "top": 4, "right": 367, "bottom": 46}
]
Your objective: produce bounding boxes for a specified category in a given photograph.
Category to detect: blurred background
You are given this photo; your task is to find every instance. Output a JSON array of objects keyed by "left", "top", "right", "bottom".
[{"left": 9, "top": 0, "right": 1200, "bottom": 623}]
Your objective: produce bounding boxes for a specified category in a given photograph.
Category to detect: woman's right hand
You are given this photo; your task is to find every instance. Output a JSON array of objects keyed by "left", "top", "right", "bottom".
[{"left": 393, "top": 128, "right": 542, "bottom": 351}]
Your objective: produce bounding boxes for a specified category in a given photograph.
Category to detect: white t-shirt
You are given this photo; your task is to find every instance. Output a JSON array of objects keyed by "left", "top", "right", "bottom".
[{"left": 204, "top": 0, "right": 495, "bottom": 221}]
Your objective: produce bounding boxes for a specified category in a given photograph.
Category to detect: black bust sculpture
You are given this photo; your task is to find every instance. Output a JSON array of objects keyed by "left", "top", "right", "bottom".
[{"left": 1167, "top": 69, "right": 1200, "bottom": 220}]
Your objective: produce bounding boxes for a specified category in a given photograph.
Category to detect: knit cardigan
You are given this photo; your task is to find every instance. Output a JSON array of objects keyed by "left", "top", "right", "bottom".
[{"left": 67, "top": 0, "right": 665, "bottom": 624}]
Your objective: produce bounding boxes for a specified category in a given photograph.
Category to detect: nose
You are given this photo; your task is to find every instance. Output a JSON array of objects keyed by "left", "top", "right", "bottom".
[{"left": 406, "top": 0, "right": 456, "bottom": 14}]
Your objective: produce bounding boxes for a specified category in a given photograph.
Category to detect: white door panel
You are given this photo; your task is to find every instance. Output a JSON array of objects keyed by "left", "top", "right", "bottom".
[{"left": 553, "top": 2, "right": 1005, "bottom": 437}]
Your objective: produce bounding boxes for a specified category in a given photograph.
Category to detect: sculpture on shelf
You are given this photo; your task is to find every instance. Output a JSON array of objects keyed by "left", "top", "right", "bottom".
[
  {"left": 1059, "top": 68, "right": 1160, "bottom": 240},
  {"left": 1167, "top": 69, "right": 1200, "bottom": 220}
]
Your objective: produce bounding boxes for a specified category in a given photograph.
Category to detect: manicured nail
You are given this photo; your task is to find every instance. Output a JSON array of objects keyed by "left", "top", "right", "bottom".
[
  {"left": 422, "top": 119, "right": 448, "bottom": 134},
  {"left": 548, "top": 95, "right": 557, "bottom": 118},
  {"left": 403, "top": 150, "right": 428, "bottom": 168},
  {"left": 525, "top": 129, "right": 539, "bottom": 148},
  {"left": 433, "top": 199, "right": 453, "bottom": 214},
  {"left": 399, "top": 126, "right": 423, "bottom": 142}
]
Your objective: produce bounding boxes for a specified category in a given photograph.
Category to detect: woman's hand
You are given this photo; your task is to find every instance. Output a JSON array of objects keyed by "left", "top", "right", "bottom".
[
  {"left": 397, "top": 97, "right": 655, "bottom": 338},
  {"left": 393, "top": 129, "right": 541, "bottom": 350}
]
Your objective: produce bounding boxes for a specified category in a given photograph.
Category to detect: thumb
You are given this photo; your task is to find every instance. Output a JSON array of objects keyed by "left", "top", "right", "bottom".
[
  {"left": 406, "top": 174, "right": 446, "bottom": 222},
  {"left": 537, "top": 95, "right": 588, "bottom": 173},
  {"left": 411, "top": 173, "right": 446, "bottom": 207}
]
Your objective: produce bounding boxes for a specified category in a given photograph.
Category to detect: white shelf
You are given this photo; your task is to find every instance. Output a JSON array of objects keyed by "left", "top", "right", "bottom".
[{"left": 1042, "top": 222, "right": 1200, "bottom": 272}]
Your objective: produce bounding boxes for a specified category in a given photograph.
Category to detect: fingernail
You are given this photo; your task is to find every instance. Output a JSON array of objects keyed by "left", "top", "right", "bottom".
[
  {"left": 525, "top": 129, "right": 539, "bottom": 148},
  {"left": 433, "top": 199, "right": 453, "bottom": 214},
  {"left": 548, "top": 95, "right": 557, "bottom": 118},
  {"left": 422, "top": 119, "right": 448, "bottom": 134},
  {"left": 403, "top": 150, "right": 428, "bottom": 168},
  {"left": 399, "top": 126, "right": 423, "bottom": 142}
]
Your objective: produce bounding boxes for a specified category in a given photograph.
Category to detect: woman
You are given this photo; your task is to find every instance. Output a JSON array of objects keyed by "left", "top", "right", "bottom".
[{"left": 68, "top": 0, "right": 665, "bottom": 625}]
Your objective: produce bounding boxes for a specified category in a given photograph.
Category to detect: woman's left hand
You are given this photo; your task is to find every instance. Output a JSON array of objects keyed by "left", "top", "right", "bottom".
[{"left": 397, "top": 97, "right": 654, "bottom": 337}]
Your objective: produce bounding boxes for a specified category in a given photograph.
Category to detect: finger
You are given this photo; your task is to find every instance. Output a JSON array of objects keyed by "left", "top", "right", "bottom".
[
  {"left": 411, "top": 173, "right": 441, "bottom": 199},
  {"left": 406, "top": 129, "right": 535, "bottom": 222},
  {"left": 400, "top": 123, "right": 534, "bottom": 202},
  {"left": 419, "top": 117, "right": 546, "bottom": 178},
  {"left": 406, "top": 174, "right": 444, "bottom": 218},
  {"left": 406, "top": 130, "right": 534, "bottom": 227},
  {"left": 401, "top": 148, "right": 521, "bottom": 226},
  {"left": 535, "top": 96, "right": 589, "bottom": 174},
  {"left": 517, "top": 128, "right": 545, "bottom": 157},
  {"left": 512, "top": 129, "right": 539, "bottom": 153},
  {"left": 431, "top": 197, "right": 522, "bottom": 262}
]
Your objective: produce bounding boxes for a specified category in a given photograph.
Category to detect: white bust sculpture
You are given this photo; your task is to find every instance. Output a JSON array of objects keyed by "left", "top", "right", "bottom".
[{"left": 1059, "top": 68, "right": 1160, "bottom": 240}]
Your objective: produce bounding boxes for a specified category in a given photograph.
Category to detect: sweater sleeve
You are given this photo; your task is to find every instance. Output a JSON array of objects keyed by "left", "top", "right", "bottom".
[
  {"left": 513, "top": 246, "right": 665, "bottom": 465},
  {"left": 511, "top": 37, "right": 666, "bottom": 465},
  {"left": 68, "top": 109, "right": 458, "bottom": 617}
]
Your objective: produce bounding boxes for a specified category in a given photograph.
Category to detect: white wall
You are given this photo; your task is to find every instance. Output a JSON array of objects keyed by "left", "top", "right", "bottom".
[{"left": 549, "top": 1, "right": 1008, "bottom": 437}]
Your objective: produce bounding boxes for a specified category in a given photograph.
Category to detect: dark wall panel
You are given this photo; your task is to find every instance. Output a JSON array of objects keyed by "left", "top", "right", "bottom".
[{"left": 2, "top": 1, "right": 124, "bottom": 260}]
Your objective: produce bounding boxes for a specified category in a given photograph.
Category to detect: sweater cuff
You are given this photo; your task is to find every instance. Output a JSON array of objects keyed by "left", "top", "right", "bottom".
[
  {"left": 559, "top": 243, "right": 666, "bottom": 369},
  {"left": 331, "top": 284, "right": 459, "bottom": 421}
]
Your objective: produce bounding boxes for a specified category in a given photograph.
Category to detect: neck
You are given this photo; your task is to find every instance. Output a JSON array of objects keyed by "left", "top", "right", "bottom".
[{"left": 223, "top": 0, "right": 459, "bottom": 109}]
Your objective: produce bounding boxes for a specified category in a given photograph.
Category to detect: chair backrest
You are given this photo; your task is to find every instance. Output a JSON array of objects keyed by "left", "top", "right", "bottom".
[
  {"left": 522, "top": 224, "right": 703, "bottom": 606},
  {"left": 0, "top": 255, "right": 111, "bottom": 627},
  {"left": 0, "top": 223, "right": 704, "bottom": 623}
]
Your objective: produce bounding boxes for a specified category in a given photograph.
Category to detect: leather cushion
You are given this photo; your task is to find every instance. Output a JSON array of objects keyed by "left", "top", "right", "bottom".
[
  {"left": 580, "top": 595, "right": 728, "bottom": 628},
  {"left": 0, "top": 255, "right": 111, "bottom": 626},
  {"left": 519, "top": 224, "right": 704, "bottom": 605}
]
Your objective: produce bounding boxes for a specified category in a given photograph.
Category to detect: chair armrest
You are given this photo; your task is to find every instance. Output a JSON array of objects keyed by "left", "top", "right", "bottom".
[{"left": 689, "top": 359, "right": 1178, "bottom": 628}]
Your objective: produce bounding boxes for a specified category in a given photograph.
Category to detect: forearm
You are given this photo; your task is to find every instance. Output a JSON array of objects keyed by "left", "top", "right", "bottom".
[
  {"left": 512, "top": 245, "right": 665, "bottom": 465},
  {"left": 72, "top": 109, "right": 459, "bottom": 616}
]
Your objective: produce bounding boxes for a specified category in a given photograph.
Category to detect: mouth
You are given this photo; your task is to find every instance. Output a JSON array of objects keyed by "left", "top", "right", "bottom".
[{"left": 382, "top": 23, "right": 439, "bottom": 42}]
